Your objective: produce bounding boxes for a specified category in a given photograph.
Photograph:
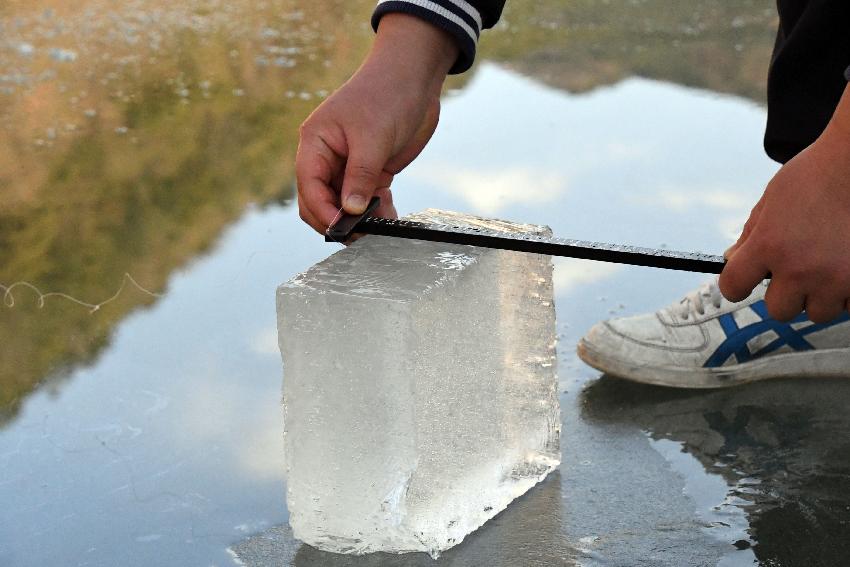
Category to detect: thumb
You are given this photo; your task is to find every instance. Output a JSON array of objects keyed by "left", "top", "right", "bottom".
[{"left": 341, "top": 140, "right": 392, "bottom": 215}]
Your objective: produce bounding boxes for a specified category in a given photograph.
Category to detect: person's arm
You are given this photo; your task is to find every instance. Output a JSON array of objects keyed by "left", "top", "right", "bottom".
[
  {"left": 296, "top": 3, "right": 506, "bottom": 234},
  {"left": 371, "top": 1, "right": 506, "bottom": 74},
  {"left": 719, "top": 79, "right": 850, "bottom": 322},
  {"left": 296, "top": 14, "right": 457, "bottom": 232}
]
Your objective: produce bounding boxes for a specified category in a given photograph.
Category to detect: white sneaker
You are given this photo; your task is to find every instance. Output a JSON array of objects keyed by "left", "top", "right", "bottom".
[{"left": 577, "top": 279, "right": 850, "bottom": 388}]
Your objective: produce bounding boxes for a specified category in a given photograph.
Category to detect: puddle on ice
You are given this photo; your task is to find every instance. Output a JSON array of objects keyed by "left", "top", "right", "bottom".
[{"left": 649, "top": 437, "right": 757, "bottom": 565}]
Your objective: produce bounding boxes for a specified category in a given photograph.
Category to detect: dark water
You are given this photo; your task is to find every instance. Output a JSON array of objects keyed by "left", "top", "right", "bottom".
[{"left": 3, "top": 1, "right": 846, "bottom": 566}]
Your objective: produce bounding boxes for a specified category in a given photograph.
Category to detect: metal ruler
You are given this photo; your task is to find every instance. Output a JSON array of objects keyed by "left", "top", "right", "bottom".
[{"left": 326, "top": 197, "right": 726, "bottom": 274}]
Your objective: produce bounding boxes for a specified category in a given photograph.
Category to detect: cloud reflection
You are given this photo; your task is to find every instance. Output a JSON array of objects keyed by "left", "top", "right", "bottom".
[
  {"left": 553, "top": 258, "right": 622, "bottom": 296},
  {"left": 411, "top": 165, "right": 568, "bottom": 215}
]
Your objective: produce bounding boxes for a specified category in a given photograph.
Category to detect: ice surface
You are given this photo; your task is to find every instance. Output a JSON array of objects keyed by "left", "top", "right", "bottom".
[{"left": 277, "top": 210, "right": 560, "bottom": 558}]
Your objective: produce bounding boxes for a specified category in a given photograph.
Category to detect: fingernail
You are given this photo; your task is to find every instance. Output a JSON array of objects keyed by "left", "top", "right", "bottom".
[{"left": 344, "top": 194, "right": 367, "bottom": 214}]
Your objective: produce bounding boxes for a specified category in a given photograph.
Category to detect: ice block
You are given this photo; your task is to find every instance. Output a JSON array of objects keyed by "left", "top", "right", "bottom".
[{"left": 277, "top": 210, "right": 560, "bottom": 558}]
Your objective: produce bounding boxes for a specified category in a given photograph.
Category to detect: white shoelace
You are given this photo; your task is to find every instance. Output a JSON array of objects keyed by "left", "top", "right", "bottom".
[{"left": 674, "top": 279, "right": 724, "bottom": 320}]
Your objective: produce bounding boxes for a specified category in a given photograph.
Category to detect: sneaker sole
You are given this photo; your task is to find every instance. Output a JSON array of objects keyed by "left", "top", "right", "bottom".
[{"left": 577, "top": 339, "right": 850, "bottom": 389}]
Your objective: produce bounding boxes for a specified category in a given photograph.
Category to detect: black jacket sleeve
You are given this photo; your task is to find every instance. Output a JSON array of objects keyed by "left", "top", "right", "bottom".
[
  {"left": 764, "top": 0, "right": 850, "bottom": 162},
  {"left": 371, "top": 0, "right": 507, "bottom": 74}
]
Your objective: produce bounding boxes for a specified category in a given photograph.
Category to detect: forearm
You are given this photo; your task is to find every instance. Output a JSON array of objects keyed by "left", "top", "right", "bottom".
[
  {"left": 815, "top": 83, "right": 850, "bottom": 164},
  {"left": 365, "top": 13, "right": 459, "bottom": 98},
  {"left": 371, "top": 0, "right": 507, "bottom": 74}
]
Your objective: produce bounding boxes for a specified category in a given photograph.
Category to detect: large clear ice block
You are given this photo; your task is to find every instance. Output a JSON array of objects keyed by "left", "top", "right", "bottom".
[{"left": 277, "top": 210, "right": 560, "bottom": 558}]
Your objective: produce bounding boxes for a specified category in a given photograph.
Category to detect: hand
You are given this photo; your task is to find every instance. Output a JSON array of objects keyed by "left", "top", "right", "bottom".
[
  {"left": 295, "top": 14, "right": 458, "bottom": 234},
  {"left": 719, "top": 84, "right": 850, "bottom": 323}
]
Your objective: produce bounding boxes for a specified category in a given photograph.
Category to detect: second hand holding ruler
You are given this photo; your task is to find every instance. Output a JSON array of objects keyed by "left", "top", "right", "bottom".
[{"left": 326, "top": 197, "right": 726, "bottom": 275}]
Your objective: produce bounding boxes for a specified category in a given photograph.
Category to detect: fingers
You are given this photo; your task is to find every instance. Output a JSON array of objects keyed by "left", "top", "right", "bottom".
[
  {"left": 297, "top": 122, "right": 399, "bottom": 233},
  {"left": 341, "top": 137, "right": 393, "bottom": 215},
  {"left": 345, "top": 187, "right": 398, "bottom": 244},
  {"left": 718, "top": 241, "right": 770, "bottom": 302},
  {"left": 297, "top": 191, "right": 333, "bottom": 235},
  {"left": 805, "top": 295, "right": 847, "bottom": 324},
  {"left": 372, "top": 186, "right": 398, "bottom": 219},
  {"left": 803, "top": 274, "right": 850, "bottom": 323},
  {"left": 723, "top": 240, "right": 850, "bottom": 322},
  {"left": 296, "top": 126, "right": 345, "bottom": 233},
  {"left": 723, "top": 241, "right": 850, "bottom": 323},
  {"left": 763, "top": 279, "right": 806, "bottom": 322},
  {"left": 297, "top": 175, "right": 342, "bottom": 233}
]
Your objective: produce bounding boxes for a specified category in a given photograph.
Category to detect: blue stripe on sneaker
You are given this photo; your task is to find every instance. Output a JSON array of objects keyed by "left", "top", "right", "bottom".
[
  {"left": 718, "top": 312, "right": 740, "bottom": 335},
  {"left": 754, "top": 311, "right": 850, "bottom": 358},
  {"left": 703, "top": 300, "right": 849, "bottom": 368},
  {"left": 716, "top": 312, "right": 751, "bottom": 364}
]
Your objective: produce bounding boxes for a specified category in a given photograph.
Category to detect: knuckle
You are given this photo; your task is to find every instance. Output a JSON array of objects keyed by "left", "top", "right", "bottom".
[
  {"left": 298, "top": 119, "right": 312, "bottom": 138},
  {"left": 756, "top": 236, "right": 784, "bottom": 261},
  {"left": 349, "top": 162, "right": 379, "bottom": 177},
  {"left": 783, "top": 267, "right": 808, "bottom": 285}
]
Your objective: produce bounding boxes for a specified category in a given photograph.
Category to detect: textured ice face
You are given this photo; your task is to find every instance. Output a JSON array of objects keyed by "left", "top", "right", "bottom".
[{"left": 277, "top": 210, "right": 560, "bottom": 558}]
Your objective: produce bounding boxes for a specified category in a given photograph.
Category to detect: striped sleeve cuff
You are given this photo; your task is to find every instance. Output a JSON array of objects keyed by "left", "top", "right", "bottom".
[{"left": 371, "top": 0, "right": 483, "bottom": 74}]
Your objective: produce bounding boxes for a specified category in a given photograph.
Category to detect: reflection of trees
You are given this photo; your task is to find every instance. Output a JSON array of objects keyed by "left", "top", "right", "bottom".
[
  {"left": 480, "top": 0, "right": 776, "bottom": 103},
  {"left": 581, "top": 377, "right": 850, "bottom": 565},
  {"left": 0, "top": 0, "right": 377, "bottom": 424}
]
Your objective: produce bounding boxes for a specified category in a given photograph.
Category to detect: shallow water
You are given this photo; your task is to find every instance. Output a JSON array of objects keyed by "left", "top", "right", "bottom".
[{"left": 3, "top": 1, "right": 845, "bottom": 566}]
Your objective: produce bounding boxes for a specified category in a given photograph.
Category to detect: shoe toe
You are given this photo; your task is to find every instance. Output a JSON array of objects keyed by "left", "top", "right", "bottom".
[
  {"left": 605, "top": 313, "right": 668, "bottom": 346},
  {"left": 582, "top": 319, "right": 624, "bottom": 353}
]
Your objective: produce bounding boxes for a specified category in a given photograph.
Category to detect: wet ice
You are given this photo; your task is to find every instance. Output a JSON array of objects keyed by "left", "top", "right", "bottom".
[{"left": 277, "top": 210, "right": 561, "bottom": 557}]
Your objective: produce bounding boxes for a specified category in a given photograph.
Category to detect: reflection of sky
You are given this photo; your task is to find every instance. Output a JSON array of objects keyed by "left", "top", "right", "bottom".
[
  {"left": 0, "top": 64, "right": 779, "bottom": 565},
  {"left": 0, "top": 206, "right": 323, "bottom": 566},
  {"left": 402, "top": 63, "right": 777, "bottom": 249},
  {"left": 398, "top": 63, "right": 779, "bottom": 344}
]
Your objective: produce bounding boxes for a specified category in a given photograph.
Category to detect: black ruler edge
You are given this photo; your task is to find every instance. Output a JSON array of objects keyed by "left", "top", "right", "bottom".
[
  {"left": 351, "top": 216, "right": 726, "bottom": 274},
  {"left": 322, "top": 196, "right": 726, "bottom": 274}
]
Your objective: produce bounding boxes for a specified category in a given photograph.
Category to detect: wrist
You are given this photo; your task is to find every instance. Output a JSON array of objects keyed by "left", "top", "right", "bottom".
[
  {"left": 821, "top": 83, "right": 850, "bottom": 156},
  {"left": 365, "top": 13, "right": 458, "bottom": 97},
  {"left": 804, "top": 83, "right": 850, "bottom": 205}
]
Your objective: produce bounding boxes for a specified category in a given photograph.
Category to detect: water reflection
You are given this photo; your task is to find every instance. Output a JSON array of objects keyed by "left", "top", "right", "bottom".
[
  {"left": 231, "top": 472, "right": 572, "bottom": 567},
  {"left": 483, "top": 0, "right": 776, "bottom": 102},
  {"left": 296, "top": 473, "right": 571, "bottom": 567},
  {"left": 0, "top": 0, "right": 777, "bottom": 426},
  {"left": 582, "top": 376, "right": 850, "bottom": 565},
  {"left": 0, "top": 0, "right": 378, "bottom": 424},
  {"left": 0, "top": 0, "right": 803, "bottom": 565}
]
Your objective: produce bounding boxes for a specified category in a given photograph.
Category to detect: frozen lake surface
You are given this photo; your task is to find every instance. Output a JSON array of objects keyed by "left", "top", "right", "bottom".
[{"left": 3, "top": 1, "right": 848, "bottom": 566}]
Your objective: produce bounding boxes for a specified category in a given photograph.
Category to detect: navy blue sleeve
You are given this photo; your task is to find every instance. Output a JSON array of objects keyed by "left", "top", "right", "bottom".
[{"left": 371, "top": 0, "right": 507, "bottom": 74}]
